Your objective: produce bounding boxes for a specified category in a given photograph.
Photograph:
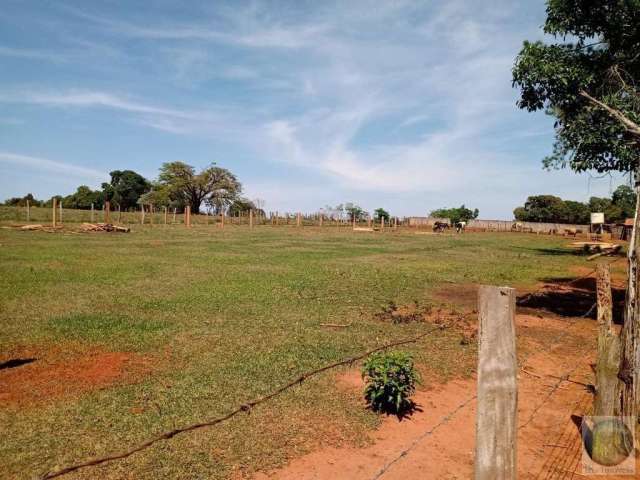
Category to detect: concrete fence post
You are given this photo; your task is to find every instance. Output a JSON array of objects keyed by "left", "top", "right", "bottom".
[
  {"left": 52, "top": 198, "right": 57, "bottom": 228},
  {"left": 475, "top": 285, "right": 517, "bottom": 480},
  {"left": 105, "top": 201, "right": 111, "bottom": 223}
]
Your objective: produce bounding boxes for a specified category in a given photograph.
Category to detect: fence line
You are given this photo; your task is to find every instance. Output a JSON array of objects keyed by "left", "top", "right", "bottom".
[
  {"left": 40, "top": 324, "right": 450, "bottom": 479},
  {"left": 0, "top": 205, "right": 613, "bottom": 236}
]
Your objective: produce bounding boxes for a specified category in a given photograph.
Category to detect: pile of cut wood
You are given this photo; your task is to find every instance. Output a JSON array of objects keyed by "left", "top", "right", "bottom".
[
  {"left": 80, "top": 223, "right": 130, "bottom": 233},
  {"left": 14, "top": 224, "right": 62, "bottom": 232},
  {"left": 569, "top": 241, "right": 622, "bottom": 260}
]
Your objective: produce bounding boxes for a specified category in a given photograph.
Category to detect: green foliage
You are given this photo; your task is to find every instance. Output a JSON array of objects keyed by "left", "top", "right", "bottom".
[
  {"left": 514, "top": 186, "right": 636, "bottom": 223},
  {"left": 345, "top": 203, "right": 366, "bottom": 221},
  {"left": 62, "top": 185, "right": 104, "bottom": 210},
  {"left": 362, "top": 351, "right": 419, "bottom": 413},
  {"left": 512, "top": 0, "right": 640, "bottom": 174},
  {"left": 3, "top": 193, "right": 43, "bottom": 207},
  {"left": 227, "top": 197, "right": 261, "bottom": 216},
  {"left": 373, "top": 208, "right": 390, "bottom": 222},
  {"left": 138, "top": 183, "right": 172, "bottom": 208},
  {"left": 158, "top": 162, "right": 242, "bottom": 214},
  {"left": 102, "top": 170, "right": 151, "bottom": 210},
  {"left": 430, "top": 205, "right": 479, "bottom": 224},
  {"left": 612, "top": 185, "right": 637, "bottom": 218}
]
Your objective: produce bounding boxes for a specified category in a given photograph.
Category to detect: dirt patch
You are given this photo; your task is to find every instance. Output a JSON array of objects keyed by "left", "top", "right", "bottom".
[
  {"left": 0, "top": 345, "right": 152, "bottom": 407},
  {"left": 431, "top": 283, "right": 479, "bottom": 310}
]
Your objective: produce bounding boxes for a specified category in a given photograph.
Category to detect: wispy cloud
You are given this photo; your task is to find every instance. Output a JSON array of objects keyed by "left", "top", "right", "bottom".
[
  {"left": 0, "top": 45, "right": 67, "bottom": 63},
  {"left": 0, "top": 1, "right": 584, "bottom": 216},
  {"left": 0, "top": 152, "right": 106, "bottom": 181}
]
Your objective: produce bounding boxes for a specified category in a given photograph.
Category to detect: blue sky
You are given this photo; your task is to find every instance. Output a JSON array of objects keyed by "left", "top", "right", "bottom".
[{"left": 0, "top": 0, "right": 626, "bottom": 218}]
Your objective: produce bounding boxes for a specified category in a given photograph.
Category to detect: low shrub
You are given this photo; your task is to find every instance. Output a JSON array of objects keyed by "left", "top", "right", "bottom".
[{"left": 361, "top": 351, "right": 419, "bottom": 413}]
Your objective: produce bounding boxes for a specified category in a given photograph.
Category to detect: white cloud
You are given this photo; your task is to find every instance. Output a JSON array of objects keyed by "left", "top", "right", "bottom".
[{"left": 0, "top": 152, "right": 106, "bottom": 181}]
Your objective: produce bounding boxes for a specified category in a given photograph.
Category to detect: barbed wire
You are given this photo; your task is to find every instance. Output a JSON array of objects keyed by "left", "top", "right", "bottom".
[{"left": 40, "top": 323, "right": 452, "bottom": 479}]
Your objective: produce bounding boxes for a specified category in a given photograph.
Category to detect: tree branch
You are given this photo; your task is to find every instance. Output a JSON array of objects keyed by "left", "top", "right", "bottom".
[{"left": 579, "top": 90, "right": 640, "bottom": 137}]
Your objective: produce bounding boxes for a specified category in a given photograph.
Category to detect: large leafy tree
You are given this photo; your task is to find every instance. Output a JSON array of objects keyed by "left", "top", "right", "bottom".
[
  {"left": 63, "top": 185, "right": 104, "bottom": 210},
  {"left": 158, "top": 162, "right": 241, "bottom": 214},
  {"left": 102, "top": 170, "right": 150, "bottom": 210},
  {"left": 430, "top": 205, "right": 479, "bottom": 224},
  {"left": 345, "top": 202, "right": 366, "bottom": 221},
  {"left": 374, "top": 208, "right": 390, "bottom": 222},
  {"left": 513, "top": 0, "right": 640, "bottom": 420},
  {"left": 513, "top": 0, "right": 640, "bottom": 174},
  {"left": 612, "top": 184, "right": 637, "bottom": 218}
]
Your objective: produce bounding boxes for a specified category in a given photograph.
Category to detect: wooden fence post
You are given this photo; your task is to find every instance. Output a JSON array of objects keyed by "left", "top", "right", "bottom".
[
  {"left": 164, "top": 207, "right": 168, "bottom": 225},
  {"left": 91, "top": 203, "right": 94, "bottom": 222},
  {"left": 475, "top": 285, "right": 517, "bottom": 480},
  {"left": 185, "top": 206, "right": 191, "bottom": 227},
  {"left": 381, "top": 216, "right": 384, "bottom": 231},
  {"left": 249, "top": 209, "right": 254, "bottom": 228},
  {"left": 105, "top": 201, "right": 111, "bottom": 223},
  {"left": 297, "top": 212, "right": 301, "bottom": 227},
  {"left": 319, "top": 213, "right": 323, "bottom": 227},
  {"left": 59, "top": 200, "right": 63, "bottom": 224},
  {"left": 394, "top": 217, "right": 398, "bottom": 229},
  {"left": 221, "top": 211, "right": 224, "bottom": 228},
  {"left": 592, "top": 263, "right": 624, "bottom": 462},
  {"left": 118, "top": 204, "right": 122, "bottom": 223},
  {"left": 52, "top": 198, "right": 57, "bottom": 228},
  {"left": 26, "top": 199, "right": 30, "bottom": 222},
  {"left": 173, "top": 208, "right": 177, "bottom": 224},
  {"left": 141, "top": 205, "right": 145, "bottom": 224}
]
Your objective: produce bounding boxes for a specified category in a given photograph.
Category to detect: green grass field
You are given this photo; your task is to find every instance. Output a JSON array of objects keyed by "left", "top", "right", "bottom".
[{"left": 0, "top": 226, "right": 590, "bottom": 479}]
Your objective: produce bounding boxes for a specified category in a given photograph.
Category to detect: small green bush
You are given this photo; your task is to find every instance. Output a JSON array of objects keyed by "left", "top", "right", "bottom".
[{"left": 362, "top": 351, "right": 420, "bottom": 413}]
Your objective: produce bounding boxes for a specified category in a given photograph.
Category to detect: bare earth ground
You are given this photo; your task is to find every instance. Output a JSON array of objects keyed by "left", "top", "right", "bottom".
[{"left": 254, "top": 276, "right": 635, "bottom": 480}]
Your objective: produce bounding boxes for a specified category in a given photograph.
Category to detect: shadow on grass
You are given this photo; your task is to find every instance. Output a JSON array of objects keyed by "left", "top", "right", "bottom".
[
  {"left": 0, "top": 358, "right": 36, "bottom": 370},
  {"left": 517, "top": 277, "right": 625, "bottom": 324},
  {"left": 387, "top": 401, "right": 423, "bottom": 422}
]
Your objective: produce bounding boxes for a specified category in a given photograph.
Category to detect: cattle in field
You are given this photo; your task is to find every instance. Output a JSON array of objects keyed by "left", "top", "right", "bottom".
[
  {"left": 455, "top": 221, "right": 466, "bottom": 233},
  {"left": 433, "top": 221, "right": 450, "bottom": 233}
]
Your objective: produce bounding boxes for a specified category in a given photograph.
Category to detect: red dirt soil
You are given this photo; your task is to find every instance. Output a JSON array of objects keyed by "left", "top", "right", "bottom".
[
  {"left": 0, "top": 346, "right": 151, "bottom": 407},
  {"left": 254, "top": 308, "right": 635, "bottom": 479}
]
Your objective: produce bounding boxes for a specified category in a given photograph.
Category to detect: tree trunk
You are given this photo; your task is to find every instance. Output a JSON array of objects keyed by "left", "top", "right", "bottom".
[{"left": 618, "top": 166, "right": 640, "bottom": 422}]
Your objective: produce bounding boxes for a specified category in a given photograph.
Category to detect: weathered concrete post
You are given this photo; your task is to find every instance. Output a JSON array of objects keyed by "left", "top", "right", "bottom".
[
  {"left": 105, "top": 201, "right": 111, "bottom": 223},
  {"left": 475, "top": 285, "right": 517, "bottom": 480},
  {"left": 52, "top": 198, "right": 57, "bottom": 228},
  {"left": 26, "top": 199, "right": 30, "bottom": 222}
]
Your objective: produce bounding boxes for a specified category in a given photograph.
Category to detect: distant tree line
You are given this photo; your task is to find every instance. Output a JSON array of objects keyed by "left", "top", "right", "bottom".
[
  {"left": 319, "top": 203, "right": 393, "bottom": 222},
  {"left": 429, "top": 205, "right": 479, "bottom": 224},
  {"left": 514, "top": 185, "right": 636, "bottom": 224},
  {"left": 3, "top": 162, "right": 262, "bottom": 215}
]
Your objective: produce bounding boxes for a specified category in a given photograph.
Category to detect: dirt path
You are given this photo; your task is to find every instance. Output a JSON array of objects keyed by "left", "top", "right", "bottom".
[{"left": 254, "top": 312, "right": 604, "bottom": 480}]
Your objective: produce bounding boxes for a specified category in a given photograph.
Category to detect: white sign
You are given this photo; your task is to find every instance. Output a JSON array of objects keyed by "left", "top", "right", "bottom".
[{"left": 591, "top": 212, "right": 605, "bottom": 224}]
